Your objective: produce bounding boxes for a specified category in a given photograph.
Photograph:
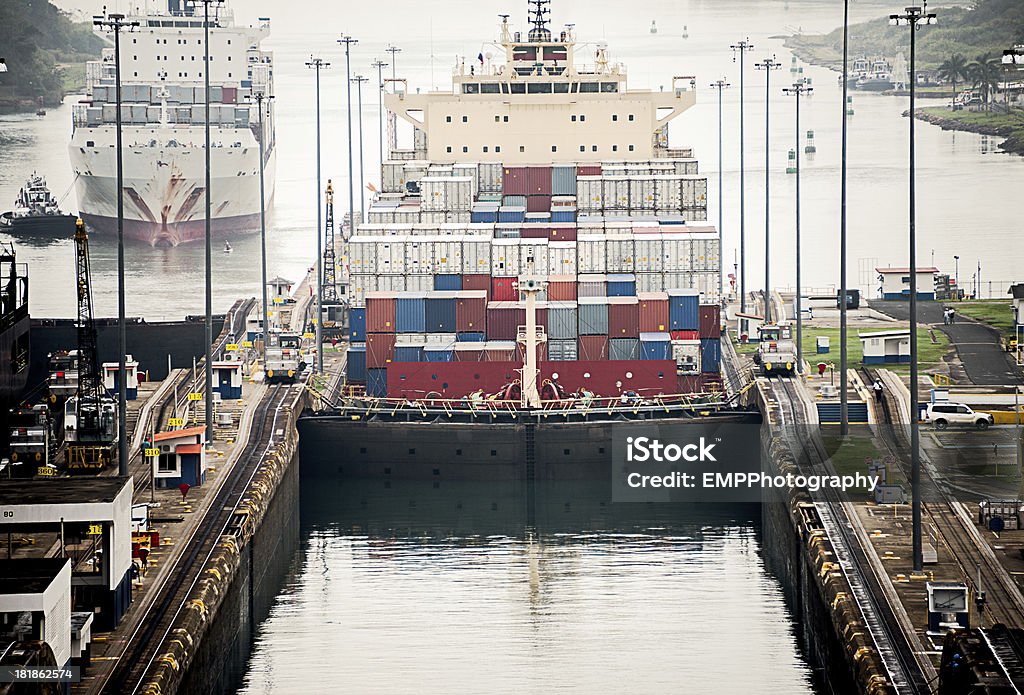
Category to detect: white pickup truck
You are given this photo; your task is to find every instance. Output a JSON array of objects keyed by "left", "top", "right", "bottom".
[{"left": 924, "top": 402, "right": 994, "bottom": 431}]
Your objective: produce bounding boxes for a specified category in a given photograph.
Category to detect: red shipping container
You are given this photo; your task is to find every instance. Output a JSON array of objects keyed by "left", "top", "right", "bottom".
[
  {"left": 607, "top": 298, "right": 640, "bottom": 337},
  {"left": 222, "top": 86, "right": 237, "bottom": 104},
  {"left": 548, "top": 277, "right": 578, "bottom": 302},
  {"left": 525, "top": 166, "right": 553, "bottom": 195},
  {"left": 491, "top": 277, "right": 519, "bottom": 302},
  {"left": 670, "top": 330, "right": 700, "bottom": 341},
  {"left": 366, "top": 333, "right": 396, "bottom": 368},
  {"left": 526, "top": 195, "right": 552, "bottom": 213},
  {"left": 577, "top": 165, "right": 602, "bottom": 177},
  {"left": 365, "top": 293, "right": 396, "bottom": 333},
  {"left": 578, "top": 335, "right": 609, "bottom": 361},
  {"left": 456, "top": 291, "right": 487, "bottom": 332},
  {"left": 520, "top": 224, "right": 550, "bottom": 239},
  {"left": 677, "top": 374, "right": 703, "bottom": 395},
  {"left": 699, "top": 305, "right": 722, "bottom": 338},
  {"left": 462, "top": 274, "right": 491, "bottom": 299},
  {"left": 548, "top": 226, "right": 577, "bottom": 242},
  {"left": 637, "top": 292, "right": 670, "bottom": 333},
  {"left": 486, "top": 302, "right": 524, "bottom": 340},
  {"left": 502, "top": 166, "right": 529, "bottom": 196}
]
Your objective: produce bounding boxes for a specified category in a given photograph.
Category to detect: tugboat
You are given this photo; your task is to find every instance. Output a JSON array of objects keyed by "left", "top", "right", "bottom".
[{"left": 0, "top": 174, "right": 77, "bottom": 235}]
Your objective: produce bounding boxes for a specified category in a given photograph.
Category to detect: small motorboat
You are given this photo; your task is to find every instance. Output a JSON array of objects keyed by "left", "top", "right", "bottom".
[
  {"left": 682, "top": 25, "right": 689, "bottom": 39},
  {"left": 650, "top": 20, "right": 657, "bottom": 34},
  {"left": 0, "top": 173, "right": 77, "bottom": 236},
  {"left": 224, "top": 241, "right": 233, "bottom": 253}
]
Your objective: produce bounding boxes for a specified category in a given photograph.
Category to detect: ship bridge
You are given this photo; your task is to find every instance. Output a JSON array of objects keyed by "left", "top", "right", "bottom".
[{"left": 384, "top": 1, "right": 697, "bottom": 164}]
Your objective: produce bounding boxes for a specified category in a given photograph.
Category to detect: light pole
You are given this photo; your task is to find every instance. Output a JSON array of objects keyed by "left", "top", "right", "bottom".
[
  {"left": 784, "top": 81, "right": 812, "bottom": 374},
  {"left": 755, "top": 56, "right": 782, "bottom": 325},
  {"left": 840, "top": 0, "right": 850, "bottom": 436},
  {"left": 307, "top": 56, "right": 329, "bottom": 376},
  {"left": 730, "top": 39, "right": 754, "bottom": 320},
  {"left": 710, "top": 79, "right": 730, "bottom": 304},
  {"left": 953, "top": 255, "right": 959, "bottom": 300},
  {"left": 890, "top": 1, "right": 937, "bottom": 574},
  {"left": 371, "top": 59, "right": 388, "bottom": 174},
  {"left": 386, "top": 44, "right": 401, "bottom": 82},
  {"left": 339, "top": 35, "right": 358, "bottom": 241},
  {"left": 94, "top": 12, "right": 138, "bottom": 476},
  {"left": 246, "top": 90, "right": 273, "bottom": 367},
  {"left": 352, "top": 75, "right": 369, "bottom": 224}
]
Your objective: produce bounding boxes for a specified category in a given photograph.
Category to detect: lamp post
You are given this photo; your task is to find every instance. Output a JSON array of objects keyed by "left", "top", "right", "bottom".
[
  {"left": 338, "top": 35, "right": 358, "bottom": 241},
  {"left": 710, "top": 79, "right": 730, "bottom": 304},
  {"left": 730, "top": 39, "right": 754, "bottom": 319},
  {"left": 755, "top": 56, "right": 782, "bottom": 325},
  {"left": 307, "top": 56, "right": 329, "bottom": 376},
  {"left": 371, "top": 59, "right": 389, "bottom": 174},
  {"left": 94, "top": 11, "right": 138, "bottom": 476},
  {"left": 953, "top": 255, "right": 959, "bottom": 300},
  {"left": 352, "top": 75, "right": 369, "bottom": 224},
  {"left": 386, "top": 44, "right": 401, "bottom": 82},
  {"left": 246, "top": 90, "right": 273, "bottom": 367},
  {"left": 784, "top": 81, "right": 812, "bottom": 374},
  {"left": 890, "top": 1, "right": 937, "bottom": 574},
  {"left": 840, "top": 0, "right": 850, "bottom": 436}
]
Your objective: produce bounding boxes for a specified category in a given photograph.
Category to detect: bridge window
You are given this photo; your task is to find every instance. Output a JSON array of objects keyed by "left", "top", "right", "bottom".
[
  {"left": 579, "top": 82, "right": 599, "bottom": 93},
  {"left": 462, "top": 83, "right": 479, "bottom": 94},
  {"left": 629, "top": 114, "right": 635, "bottom": 121},
  {"left": 579, "top": 145, "right": 585, "bottom": 152},
  {"left": 483, "top": 146, "right": 489, "bottom": 152},
  {"left": 601, "top": 82, "right": 619, "bottom": 93},
  {"left": 500, "top": 83, "right": 509, "bottom": 94},
  {"left": 571, "top": 115, "right": 577, "bottom": 122},
  {"left": 446, "top": 115, "right": 452, "bottom": 122},
  {"left": 495, "top": 146, "right": 501, "bottom": 153},
  {"left": 629, "top": 145, "right": 635, "bottom": 152},
  {"left": 553, "top": 83, "right": 569, "bottom": 93},
  {"left": 528, "top": 82, "right": 553, "bottom": 94},
  {"left": 592, "top": 145, "right": 598, "bottom": 152},
  {"left": 612, "top": 114, "right": 618, "bottom": 121},
  {"left": 446, "top": 146, "right": 452, "bottom": 153},
  {"left": 462, "top": 115, "right": 468, "bottom": 123},
  {"left": 510, "top": 83, "right": 526, "bottom": 94},
  {"left": 612, "top": 145, "right": 618, "bottom": 152},
  {"left": 481, "top": 83, "right": 501, "bottom": 94}
]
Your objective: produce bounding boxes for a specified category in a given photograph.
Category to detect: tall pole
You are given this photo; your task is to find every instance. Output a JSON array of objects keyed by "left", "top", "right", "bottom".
[
  {"left": 372, "top": 59, "right": 388, "bottom": 174},
  {"left": 840, "top": 0, "right": 850, "bottom": 436},
  {"left": 249, "top": 91, "right": 272, "bottom": 366},
  {"left": 785, "top": 82, "right": 812, "bottom": 374},
  {"left": 755, "top": 56, "right": 782, "bottom": 325},
  {"left": 94, "top": 12, "right": 137, "bottom": 476},
  {"left": 710, "top": 79, "right": 730, "bottom": 304},
  {"left": 386, "top": 44, "right": 401, "bottom": 82},
  {"left": 353, "top": 75, "right": 368, "bottom": 224},
  {"left": 307, "top": 57, "right": 329, "bottom": 375},
  {"left": 891, "top": 2, "right": 936, "bottom": 573},
  {"left": 731, "top": 40, "right": 754, "bottom": 320},
  {"left": 339, "top": 35, "right": 358, "bottom": 241},
  {"left": 954, "top": 255, "right": 959, "bottom": 299}
]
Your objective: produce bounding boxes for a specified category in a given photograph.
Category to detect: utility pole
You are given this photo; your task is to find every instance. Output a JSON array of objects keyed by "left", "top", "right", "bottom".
[
  {"left": 710, "top": 79, "right": 730, "bottom": 304},
  {"left": 339, "top": 35, "right": 358, "bottom": 242},
  {"left": 371, "top": 59, "right": 389, "bottom": 174},
  {"left": 755, "top": 56, "right": 782, "bottom": 325},
  {"left": 840, "top": 0, "right": 850, "bottom": 436},
  {"left": 352, "top": 75, "right": 369, "bottom": 224},
  {"left": 247, "top": 90, "right": 273, "bottom": 368},
  {"left": 730, "top": 39, "right": 754, "bottom": 322},
  {"left": 891, "top": 1, "right": 937, "bottom": 573},
  {"left": 307, "top": 56, "right": 330, "bottom": 375},
  {"left": 784, "top": 80, "right": 812, "bottom": 374},
  {"left": 93, "top": 11, "right": 138, "bottom": 476},
  {"left": 386, "top": 44, "right": 401, "bottom": 82}
]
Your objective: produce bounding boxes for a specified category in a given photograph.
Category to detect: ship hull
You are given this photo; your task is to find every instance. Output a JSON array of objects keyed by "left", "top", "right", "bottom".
[
  {"left": 79, "top": 209, "right": 266, "bottom": 246},
  {"left": 0, "top": 213, "right": 78, "bottom": 237}
]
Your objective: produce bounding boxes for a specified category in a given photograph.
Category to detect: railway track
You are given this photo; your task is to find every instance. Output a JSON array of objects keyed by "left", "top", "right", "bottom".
[
  {"left": 862, "top": 366, "right": 1024, "bottom": 630},
  {"left": 765, "top": 374, "right": 931, "bottom": 693},
  {"left": 94, "top": 383, "right": 292, "bottom": 694}
]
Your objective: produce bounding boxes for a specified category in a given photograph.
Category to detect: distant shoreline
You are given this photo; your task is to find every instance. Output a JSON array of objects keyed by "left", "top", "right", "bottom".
[{"left": 910, "top": 108, "right": 1024, "bottom": 156}]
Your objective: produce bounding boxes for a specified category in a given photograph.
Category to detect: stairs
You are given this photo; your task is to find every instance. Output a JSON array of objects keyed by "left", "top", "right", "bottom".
[{"left": 817, "top": 401, "right": 868, "bottom": 425}]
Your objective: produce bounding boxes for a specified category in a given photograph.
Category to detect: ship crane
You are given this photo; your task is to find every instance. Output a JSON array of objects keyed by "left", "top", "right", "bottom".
[
  {"left": 322, "top": 180, "right": 338, "bottom": 303},
  {"left": 66, "top": 219, "right": 118, "bottom": 471}
]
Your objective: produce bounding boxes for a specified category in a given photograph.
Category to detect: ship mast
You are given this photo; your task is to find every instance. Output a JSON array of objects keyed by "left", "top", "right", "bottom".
[
  {"left": 527, "top": 0, "right": 552, "bottom": 42},
  {"left": 517, "top": 258, "right": 547, "bottom": 409}
]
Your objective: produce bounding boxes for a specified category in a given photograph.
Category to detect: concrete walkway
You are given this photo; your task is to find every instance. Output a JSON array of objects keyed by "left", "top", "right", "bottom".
[{"left": 872, "top": 300, "right": 1021, "bottom": 385}]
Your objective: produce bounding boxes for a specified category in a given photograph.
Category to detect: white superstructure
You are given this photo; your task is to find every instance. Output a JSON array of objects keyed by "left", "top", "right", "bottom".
[{"left": 69, "top": 1, "right": 275, "bottom": 247}]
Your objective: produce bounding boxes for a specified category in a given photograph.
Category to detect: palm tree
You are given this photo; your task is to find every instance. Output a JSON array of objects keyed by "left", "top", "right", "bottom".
[
  {"left": 967, "top": 53, "right": 1001, "bottom": 109},
  {"left": 937, "top": 54, "right": 967, "bottom": 106}
]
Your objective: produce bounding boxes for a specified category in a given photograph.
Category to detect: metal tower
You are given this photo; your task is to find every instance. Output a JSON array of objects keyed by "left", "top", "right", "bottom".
[{"left": 322, "top": 180, "right": 338, "bottom": 303}]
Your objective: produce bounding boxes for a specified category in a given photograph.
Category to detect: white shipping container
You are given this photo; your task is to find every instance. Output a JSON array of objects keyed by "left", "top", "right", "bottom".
[
  {"left": 431, "top": 237, "right": 464, "bottom": 273},
  {"left": 634, "top": 236, "right": 664, "bottom": 272},
  {"left": 672, "top": 341, "right": 702, "bottom": 373},
  {"left": 451, "top": 211, "right": 472, "bottom": 224},
  {"left": 404, "top": 238, "right": 433, "bottom": 274},
  {"left": 681, "top": 176, "right": 709, "bottom": 207},
  {"left": 673, "top": 159, "right": 699, "bottom": 175},
  {"left": 393, "top": 208, "right": 421, "bottom": 224},
  {"left": 662, "top": 235, "right": 691, "bottom": 272},
  {"left": 603, "top": 176, "right": 630, "bottom": 209},
  {"left": 406, "top": 275, "right": 433, "bottom": 292},
  {"left": 662, "top": 271, "right": 692, "bottom": 293},
  {"left": 420, "top": 176, "right": 474, "bottom": 212},
  {"left": 576, "top": 176, "right": 604, "bottom": 212},
  {"left": 606, "top": 237, "right": 635, "bottom": 272},
  {"left": 491, "top": 238, "right": 521, "bottom": 276},
  {"left": 413, "top": 223, "right": 442, "bottom": 236},
  {"left": 517, "top": 239, "right": 549, "bottom": 275},
  {"left": 383, "top": 162, "right": 406, "bottom": 193},
  {"left": 419, "top": 210, "right": 451, "bottom": 225},
  {"left": 462, "top": 237, "right": 492, "bottom": 273},
  {"left": 577, "top": 235, "right": 608, "bottom": 273},
  {"left": 403, "top": 160, "right": 429, "bottom": 187},
  {"left": 348, "top": 238, "right": 377, "bottom": 273},
  {"left": 605, "top": 219, "right": 634, "bottom": 236},
  {"left": 478, "top": 162, "right": 504, "bottom": 193},
  {"left": 547, "top": 241, "right": 577, "bottom": 276},
  {"left": 576, "top": 218, "right": 605, "bottom": 236},
  {"left": 629, "top": 177, "right": 657, "bottom": 211},
  {"left": 654, "top": 176, "right": 683, "bottom": 211},
  {"left": 635, "top": 272, "right": 665, "bottom": 293},
  {"left": 374, "top": 237, "right": 408, "bottom": 275}
]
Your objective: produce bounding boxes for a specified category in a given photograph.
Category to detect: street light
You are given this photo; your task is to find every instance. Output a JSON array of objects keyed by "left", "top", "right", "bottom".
[
  {"left": 245, "top": 90, "right": 273, "bottom": 368},
  {"left": 953, "top": 255, "right": 960, "bottom": 300},
  {"left": 783, "top": 81, "right": 812, "bottom": 374},
  {"left": 840, "top": 0, "right": 850, "bottom": 436},
  {"left": 371, "top": 59, "right": 389, "bottom": 175},
  {"left": 890, "top": 0, "right": 937, "bottom": 574},
  {"left": 338, "top": 35, "right": 359, "bottom": 242},
  {"left": 386, "top": 44, "right": 401, "bottom": 82},
  {"left": 709, "top": 79, "right": 730, "bottom": 304},
  {"left": 94, "top": 11, "right": 139, "bottom": 476},
  {"left": 730, "top": 39, "right": 754, "bottom": 319},
  {"left": 306, "top": 56, "right": 330, "bottom": 376},
  {"left": 352, "top": 75, "right": 369, "bottom": 225},
  {"left": 755, "top": 56, "right": 782, "bottom": 325}
]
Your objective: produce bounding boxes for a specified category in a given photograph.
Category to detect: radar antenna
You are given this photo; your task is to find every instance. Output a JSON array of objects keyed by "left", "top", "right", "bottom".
[{"left": 527, "top": 0, "right": 552, "bottom": 42}]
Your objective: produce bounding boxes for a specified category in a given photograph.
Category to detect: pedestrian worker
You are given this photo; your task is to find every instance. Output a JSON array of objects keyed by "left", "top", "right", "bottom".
[{"left": 873, "top": 380, "right": 883, "bottom": 401}]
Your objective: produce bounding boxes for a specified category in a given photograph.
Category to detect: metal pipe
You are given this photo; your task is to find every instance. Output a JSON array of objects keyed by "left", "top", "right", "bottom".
[
  {"left": 785, "top": 81, "right": 812, "bottom": 373},
  {"left": 372, "top": 59, "right": 388, "bottom": 176},
  {"left": 353, "top": 75, "right": 368, "bottom": 224},
  {"left": 202, "top": 0, "right": 219, "bottom": 445}
]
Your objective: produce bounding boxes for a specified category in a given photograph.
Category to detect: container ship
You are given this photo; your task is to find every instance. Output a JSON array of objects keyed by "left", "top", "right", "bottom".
[
  {"left": 69, "top": 0, "right": 276, "bottom": 247},
  {"left": 299, "top": 1, "right": 756, "bottom": 480}
]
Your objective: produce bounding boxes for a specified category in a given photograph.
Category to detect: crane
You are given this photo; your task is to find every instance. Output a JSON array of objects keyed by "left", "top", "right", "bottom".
[{"left": 65, "top": 219, "right": 117, "bottom": 471}]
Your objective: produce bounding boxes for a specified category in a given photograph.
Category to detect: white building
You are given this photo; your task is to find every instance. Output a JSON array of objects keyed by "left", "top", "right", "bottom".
[
  {"left": 876, "top": 267, "right": 939, "bottom": 301},
  {"left": 860, "top": 329, "right": 911, "bottom": 364},
  {"left": 0, "top": 558, "right": 72, "bottom": 668}
]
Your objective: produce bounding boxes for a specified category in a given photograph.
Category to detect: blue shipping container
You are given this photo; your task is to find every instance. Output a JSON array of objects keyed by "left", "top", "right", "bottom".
[
  {"left": 425, "top": 297, "right": 457, "bottom": 332},
  {"left": 394, "top": 345, "right": 423, "bottom": 362},
  {"left": 471, "top": 210, "right": 498, "bottom": 223},
  {"left": 551, "top": 165, "right": 577, "bottom": 196},
  {"left": 423, "top": 346, "right": 455, "bottom": 362},
  {"left": 396, "top": 295, "right": 427, "bottom": 333},
  {"left": 456, "top": 332, "right": 486, "bottom": 342},
  {"left": 639, "top": 332, "right": 672, "bottom": 360},
  {"left": 669, "top": 290, "right": 700, "bottom": 331},
  {"left": 551, "top": 209, "right": 577, "bottom": 223},
  {"left": 502, "top": 195, "right": 527, "bottom": 207},
  {"left": 525, "top": 212, "right": 551, "bottom": 223},
  {"left": 700, "top": 338, "right": 722, "bottom": 373},
  {"left": 349, "top": 308, "right": 366, "bottom": 342},
  {"left": 498, "top": 206, "right": 526, "bottom": 223},
  {"left": 434, "top": 274, "right": 463, "bottom": 291},
  {"left": 606, "top": 274, "right": 637, "bottom": 297},
  {"left": 347, "top": 344, "right": 367, "bottom": 382},
  {"left": 367, "top": 368, "right": 388, "bottom": 397}
]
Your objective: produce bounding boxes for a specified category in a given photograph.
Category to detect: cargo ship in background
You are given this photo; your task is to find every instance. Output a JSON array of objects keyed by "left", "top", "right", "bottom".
[
  {"left": 69, "top": 0, "right": 276, "bottom": 247},
  {"left": 299, "top": 1, "right": 755, "bottom": 479}
]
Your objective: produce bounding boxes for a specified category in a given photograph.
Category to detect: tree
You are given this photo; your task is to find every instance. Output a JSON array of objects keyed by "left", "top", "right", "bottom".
[
  {"left": 967, "top": 53, "right": 1002, "bottom": 109},
  {"left": 938, "top": 54, "right": 968, "bottom": 106}
]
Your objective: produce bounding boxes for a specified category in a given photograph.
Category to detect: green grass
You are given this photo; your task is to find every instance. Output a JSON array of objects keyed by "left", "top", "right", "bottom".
[
  {"left": 921, "top": 106, "right": 1024, "bottom": 131},
  {"left": 951, "top": 300, "right": 1016, "bottom": 339},
  {"left": 801, "top": 324, "right": 951, "bottom": 374},
  {"left": 819, "top": 434, "right": 886, "bottom": 499}
]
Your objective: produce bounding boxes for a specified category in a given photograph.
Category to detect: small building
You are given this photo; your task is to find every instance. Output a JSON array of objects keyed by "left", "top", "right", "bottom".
[
  {"left": 1009, "top": 284, "right": 1024, "bottom": 327},
  {"left": 0, "top": 558, "right": 72, "bottom": 669},
  {"left": 876, "top": 266, "right": 939, "bottom": 300},
  {"left": 0, "top": 477, "right": 134, "bottom": 630},
  {"left": 860, "top": 329, "right": 910, "bottom": 364},
  {"left": 153, "top": 425, "right": 207, "bottom": 489},
  {"left": 734, "top": 312, "right": 764, "bottom": 342},
  {"left": 268, "top": 276, "right": 294, "bottom": 304},
  {"left": 212, "top": 360, "right": 243, "bottom": 400},
  {"left": 102, "top": 354, "right": 140, "bottom": 400}
]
